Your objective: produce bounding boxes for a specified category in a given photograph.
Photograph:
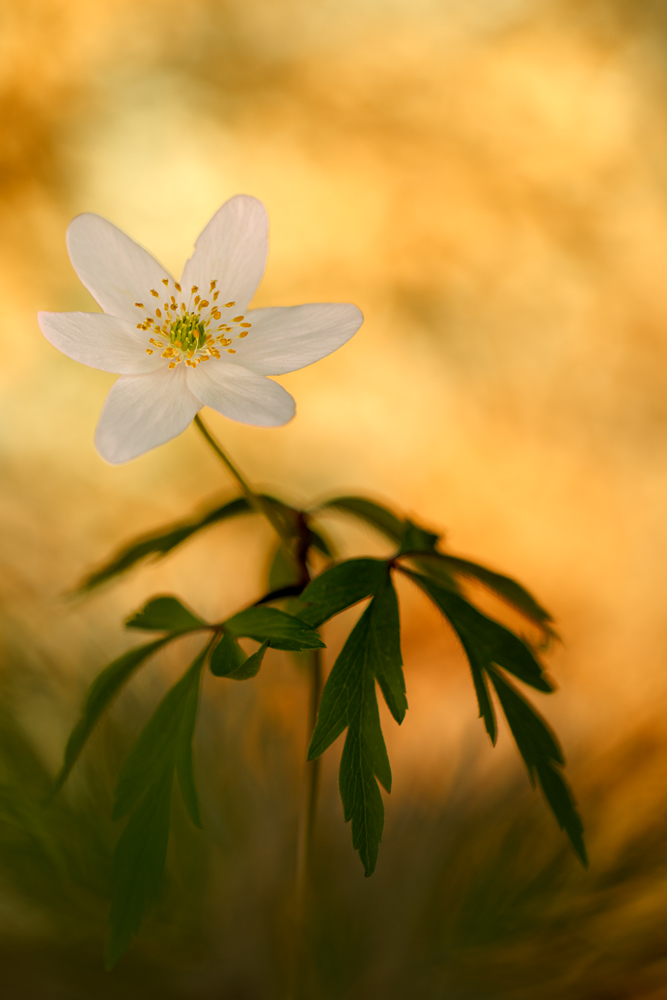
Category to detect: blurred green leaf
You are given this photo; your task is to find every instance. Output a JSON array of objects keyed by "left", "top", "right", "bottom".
[
  {"left": 487, "top": 667, "right": 586, "bottom": 865},
  {"left": 422, "top": 553, "right": 555, "bottom": 635},
  {"left": 224, "top": 606, "right": 325, "bottom": 651},
  {"left": 268, "top": 543, "right": 302, "bottom": 592},
  {"left": 397, "top": 519, "right": 440, "bottom": 556},
  {"left": 296, "top": 558, "right": 389, "bottom": 628},
  {"left": 230, "top": 641, "right": 269, "bottom": 680},
  {"left": 318, "top": 496, "right": 404, "bottom": 542},
  {"left": 78, "top": 496, "right": 253, "bottom": 592},
  {"left": 209, "top": 631, "right": 247, "bottom": 677},
  {"left": 54, "top": 637, "right": 174, "bottom": 792},
  {"left": 309, "top": 586, "right": 402, "bottom": 875},
  {"left": 113, "top": 649, "right": 207, "bottom": 821},
  {"left": 125, "top": 596, "right": 207, "bottom": 633},
  {"left": 106, "top": 766, "right": 172, "bottom": 970},
  {"left": 408, "top": 573, "right": 554, "bottom": 694}
]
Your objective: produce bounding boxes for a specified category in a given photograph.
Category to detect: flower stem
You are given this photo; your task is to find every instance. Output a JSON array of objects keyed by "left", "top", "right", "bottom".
[
  {"left": 288, "top": 648, "right": 323, "bottom": 1000},
  {"left": 193, "top": 413, "right": 294, "bottom": 555}
]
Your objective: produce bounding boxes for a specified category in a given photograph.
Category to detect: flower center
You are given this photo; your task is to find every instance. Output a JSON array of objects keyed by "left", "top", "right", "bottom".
[{"left": 134, "top": 278, "right": 253, "bottom": 369}]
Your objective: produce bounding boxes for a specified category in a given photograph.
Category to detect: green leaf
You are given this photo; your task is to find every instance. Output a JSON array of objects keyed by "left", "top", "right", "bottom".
[
  {"left": 408, "top": 572, "right": 554, "bottom": 694},
  {"left": 308, "top": 595, "right": 398, "bottom": 875},
  {"left": 113, "top": 649, "right": 207, "bottom": 821},
  {"left": 53, "top": 637, "right": 173, "bottom": 792},
  {"left": 125, "top": 596, "right": 207, "bottom": 633},
  {"left": 487, "top": 667, "right": 586, "bottom": 865},
  {"left": 79, "top": 496, "right": 253, "bottom": 592},
  {"left": 318, "top": 496, "right": 404, "bottom": 542},
  {"left": 429, "top": 553, "right": 555, "bottom": 635},
  {"left": 268, "top": 543, "right": 302, "bottom": 592},
  {"left": 224, "top": 606, "right": 325, "bottom": 651},
  {"left": 106, "top": 766, "right": 173, "bottom": 969},
  {"left": 209, "top": 631, "right": 247, "bottom": 677},
  {"left": 296, "top": 558, "right": 389, "bottom": 628},
  {"left": 397, "top": 519, "right": 440, "bottom": 556},
  {"left": 229, "top": 641, "right": 269, "bottom": 680},
  {"left": 368, "top": 575, "right": 407, "bottom": 724}
]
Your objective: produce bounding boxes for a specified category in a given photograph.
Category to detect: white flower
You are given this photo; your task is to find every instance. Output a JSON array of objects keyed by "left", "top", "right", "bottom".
[{"left": 39, "top": 195, "right": 363, "bottom": 463}]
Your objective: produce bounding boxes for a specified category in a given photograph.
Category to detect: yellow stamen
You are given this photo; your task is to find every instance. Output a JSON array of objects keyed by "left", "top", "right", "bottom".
[
  {"left": 146, "top": 349, "right": 153, "bottom": 354},
  {"left": 174, "top": 282, "right": 181, "bottom": 292},
  {"left": 150, "top": 289, "right": 159, "bottom": 298},
  {"left": 225, "top": 301, "right": 235, "bottom": 307},
  {"left": 135, "top": 302, "right": 144, "bottom": 308},
  {"left": 162, "top": 278, "right": 169, "bottom": 286},
  {"left": 232, "top": 315, "right": 244, "bottom": 322}
]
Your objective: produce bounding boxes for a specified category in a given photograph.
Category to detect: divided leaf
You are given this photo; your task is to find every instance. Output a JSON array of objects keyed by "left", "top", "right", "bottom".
[
  {"left": 54, "top": 637, "right": 174, "bottom": 792},
  {"left": 125, "top": 596, "right": 206, "bottom": 633},
  {"left": 308, "top": 576, "right": 405, "bottom": 875},
  {"left": 107, "top": 645, "right": 209, "bottom": 967},
  {"left": 79, "top": 496, "right": 253, "bottom": 592},
  {"left": 317, "top": 496, "right": 404, "bottom": 542},
  {"left": 224, "top": 606, "right": 325, "bottom": 651},
  {"left": 487, "top": 667, "right": 587, "bottom": 865},
  {"left": 209, "top": 634, "right": 269, "bottom": 680},
  {"left": 397, "top": 519, "right": 440, "bottom": 556},
  {"left": 296, "top": 558, "right": 390, "bottom": 628}
]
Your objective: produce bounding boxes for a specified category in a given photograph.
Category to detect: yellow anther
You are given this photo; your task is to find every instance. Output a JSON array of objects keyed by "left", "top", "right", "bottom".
[
  {"left": 156, "top": 308, "right": 162, "bottom": 318},
  {"left": 238, "top": 331, "right": 249, "bottom": 338},
  {"left": 199, "top": 299, "right": 209, "bottom": 308},
  {"left": 210, "top": 280, "right": 217, "bottom": 290},
  {"left": 225, "top": 301, "right": 235, "bottom": 307},
  {"left": 150, "top": 289, "right": 159, "bottom": 297},
  {"left": 194, "top": 295, "right": 201, "bottom": 306},
  {"left": 146, "top": 348, "right": 153, "bottom": 354},
  {"left": 171, "top": 296, "right": 177, "bottom": 307},
  {"left": 174, "top": 282, "right": 181, "bottom": 292},
  {"left": 227, "top": 348, "right": 236, "bottom": 354},
  {"left": 134, "top": 302, "right": 144, "bottom": 308},
  {"left": 232, "top": 315, "right": 244, "bottom": 322},
  {"left": 174, "top": 340, "right": 182, "bottom": 349},
  {"left": 181, "top": 302, "right": 186, "bottom": 312},
  {"left": 213, "top": 290, "right": 219, "bottom": 301},
  {"left": 168, "top": 361, "right": 176, "bottom": 369},
  {"left": 240, "top": 323, "right": 251, "bottom": 328},
  {"left": 136, "top": 323, "right": 143, "bottom": 330},
  {"left": 191, "top": 285, "right": 198, "bottom": 294},
  {"left": 162, "top": 278, "right": 169, "bottom": 286}
]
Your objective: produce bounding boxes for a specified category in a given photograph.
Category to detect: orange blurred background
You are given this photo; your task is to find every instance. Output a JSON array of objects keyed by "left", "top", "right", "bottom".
[{"left": 2, "top": 0, "right": 667, "bottom": 996}]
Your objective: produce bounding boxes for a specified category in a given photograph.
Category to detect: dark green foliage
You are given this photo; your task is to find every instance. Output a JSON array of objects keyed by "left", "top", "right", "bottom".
[
  {"left": 308, "top": 578, "right": 406, "bottom": 874},
  {"left": 125, "top": 596, "right": 206, "bottom": 634},
  {"left": 403, "top": 569, "right": 585, "bottom": 863},
  {"left": 78, "top": 496, "right": 253, "bottom": 592},
  {"left": 416, "top": 552, "right": 555, "bottom": 636},
  {"left": 296, "top": 558, "right": 390, "bottom": 628},
  {"left": 54, "top": 637, "right": 174, "bottom": 792},
  {"left": 209, "top": 634, "right": 269, "bottom": 680},
  {"left": 397, "top": 518, "right": 440, "bottom": 556},
  {"left": 107, "top": 645, "right": 209, "bottom": 967},
  {"left": 224, "top": 606, "right": 325, "bottom": 651},
  {"left": 317, "top": 496, "right": 404, "bottom": 542},
  {"left": 487, "top": 667, "right": 587, "bottom": 865}
]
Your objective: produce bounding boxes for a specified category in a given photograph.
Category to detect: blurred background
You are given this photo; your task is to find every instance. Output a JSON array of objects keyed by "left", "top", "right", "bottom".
[{"left": 2, "top": 0, "right": 667, "bottom": 995}]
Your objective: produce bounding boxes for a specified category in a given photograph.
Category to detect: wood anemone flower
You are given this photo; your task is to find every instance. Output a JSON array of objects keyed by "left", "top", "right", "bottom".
[{"left": 39, "top": 194, "right": 363, "bottom": 463}]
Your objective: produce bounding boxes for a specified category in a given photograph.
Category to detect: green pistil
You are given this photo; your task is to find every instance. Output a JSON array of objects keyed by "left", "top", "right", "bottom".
[{"left": 170, "top": 313, "right": 207, "bottom": 352}]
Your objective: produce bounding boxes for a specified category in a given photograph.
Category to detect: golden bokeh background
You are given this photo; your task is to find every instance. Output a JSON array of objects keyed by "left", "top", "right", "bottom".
[{"left": 2, "top": 0, "right": 667, "bottom": 996}]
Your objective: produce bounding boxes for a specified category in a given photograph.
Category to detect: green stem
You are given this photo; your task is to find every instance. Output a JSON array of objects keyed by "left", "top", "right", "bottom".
[{"left": 193, "top": 413, "right": 294, "bottom": 555}]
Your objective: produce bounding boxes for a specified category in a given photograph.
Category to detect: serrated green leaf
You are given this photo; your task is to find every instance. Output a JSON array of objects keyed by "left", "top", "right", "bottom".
[
  {"left": 308, "top": 596, "right": 395, "bottom": 875},
  {"left": 209, "top": 631, "right": 247, "bottom": 677},
  {"left": 434, "top": 554, "right": 555, "bottom": 634},
  {"left": 487, "top": 667, "right": 586, "bottom": 864},
  {"left": 409, "top": 555, "right": 461, "bottom": 593},
  {"left": 125, "top": 596, "right": 207, "bottom": 633},
  {"left": 296, "top": 558, "right": 389, "bottom": 628},
  {"left": 318, "top": 496, "right": 404, "bottom": 542},
  {"left": 408, "top": 572, "right": 554, "bottom": 693},
  {"left": 113, "top": 648, "right": 207, "bottom": 820},
  {"left": 224, "top": 606, "right": 325, "bottom": 651},
  {"left": 106, "top": 766, "right": 173, "bottom": 970},
  {"left": 79, "top": 496, "right": 253, "bottom": 592},
  {"left": 469, "top": 656, "right": 497, "bottom": 744},
  {"left": 54, "top": 637, "right": 173, "bottom": 792},
  {"left": 397, "top": 519, "right": 440, "bottom": 556},
  {"left": 368, "top": 576, "right": 407, "bottom": 724}
]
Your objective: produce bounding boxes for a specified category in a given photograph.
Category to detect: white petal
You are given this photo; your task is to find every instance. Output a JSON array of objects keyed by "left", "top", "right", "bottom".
[
  {"left": 38, "top": 311, "right": 163, "bottom": 374},
  {"left": 95, "top": 367, "right": 201, "bottom": 464},
  {"left": 187, "top": 360, "right": 295, "bottom": 427},
  {"left": 180, "top": 195, "right": 268, "bottom": 312},
  {"left": 227, "top": 303, "right": 364, "bottom": 375},
  {"left": 66, "top": 214, "right": 173, "bottom": 324}
]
